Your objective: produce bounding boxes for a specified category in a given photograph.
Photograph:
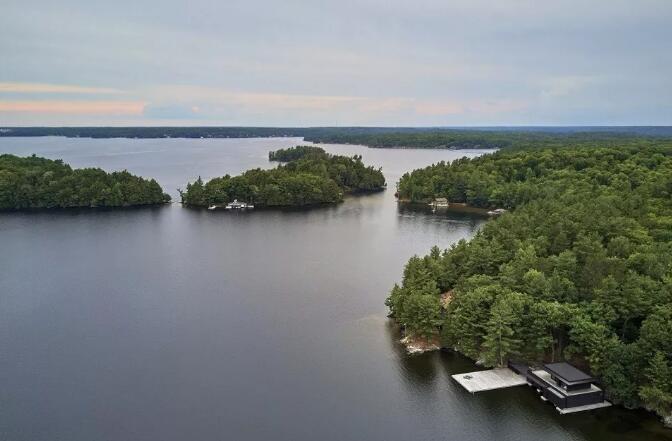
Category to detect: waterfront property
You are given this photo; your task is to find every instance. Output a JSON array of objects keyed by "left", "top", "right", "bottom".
[
  {"left": 451, "top": 368, "right": 527, "bottom": 393},
  {"left": 453, "top": 361, "right": 611, "bottom": 414},
  {"left": 430, "top": 197, "right": 449, "bottom": 209},
  {"left": 527, "top": 362, "right": 611, "bottom": 414}
]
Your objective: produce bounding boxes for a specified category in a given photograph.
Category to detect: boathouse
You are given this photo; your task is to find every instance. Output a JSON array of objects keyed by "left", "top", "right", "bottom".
[
  {"left": 431, "top": 197, "right": 449, "bottom": 208},
  {"left": 526, "top": 362, "right": 609, "bottom": 413}
]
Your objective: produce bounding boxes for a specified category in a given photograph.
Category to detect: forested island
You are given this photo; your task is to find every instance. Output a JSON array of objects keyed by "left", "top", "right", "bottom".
[
  {"left": 0, "top": 154, "right": 170, "bottom": 210},
  {"left": 180, "top": 146, "right": 385, "bottom": 207},
  {"left": 387, "top": 146, "right": 672, "bottom": 426}
]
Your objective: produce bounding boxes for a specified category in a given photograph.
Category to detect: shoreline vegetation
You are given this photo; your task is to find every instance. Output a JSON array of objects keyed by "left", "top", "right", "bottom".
[
  {"left": 179, "top": 146, "right": 385, "bottom": 208},
  {"left": 0, "top": 154, "right": 170, "bottom": 211},
  {"left": 398, "top": 200, "right": 493, "bottom": 217},
  {"left": 387, "top": 145, "right": 672, "bottom": 427}
]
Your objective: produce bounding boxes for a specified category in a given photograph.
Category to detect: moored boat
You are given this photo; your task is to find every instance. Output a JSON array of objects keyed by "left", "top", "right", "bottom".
[{"left": 224, "top": 199, "right": 253, "bottom": 210}]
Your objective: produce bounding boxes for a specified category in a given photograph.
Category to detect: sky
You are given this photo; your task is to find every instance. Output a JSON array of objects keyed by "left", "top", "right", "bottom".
[{"left": 1, "top": 0, "right": 671, "bottom": 126}]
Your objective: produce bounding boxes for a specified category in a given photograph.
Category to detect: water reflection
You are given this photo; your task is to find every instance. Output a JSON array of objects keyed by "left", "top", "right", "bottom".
[
  {"left": 386, "top": 325, "right": 672, "bottom": 441},
  {"left": 1, "top": 137, "right": 670, "bottom": 441}
]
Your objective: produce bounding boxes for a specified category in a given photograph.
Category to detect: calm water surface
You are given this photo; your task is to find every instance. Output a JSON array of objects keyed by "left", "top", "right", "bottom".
[{"left": 0, "top": 137, "right": 670, "bottom": 441}]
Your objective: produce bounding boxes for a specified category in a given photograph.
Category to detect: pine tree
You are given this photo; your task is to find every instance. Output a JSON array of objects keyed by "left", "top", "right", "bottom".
[{"left": 482, "top": 293, "right": 524, "bottom": 367}]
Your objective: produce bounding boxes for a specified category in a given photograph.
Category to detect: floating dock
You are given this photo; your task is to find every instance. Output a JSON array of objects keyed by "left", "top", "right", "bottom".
[{"left": 451, "top": 368, "right": 527, "bottom": 393}]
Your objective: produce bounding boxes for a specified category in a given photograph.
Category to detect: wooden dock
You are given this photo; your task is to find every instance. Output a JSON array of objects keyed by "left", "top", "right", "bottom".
[{"left": 451, "top": 368, "right": 528, "bottom": 393}]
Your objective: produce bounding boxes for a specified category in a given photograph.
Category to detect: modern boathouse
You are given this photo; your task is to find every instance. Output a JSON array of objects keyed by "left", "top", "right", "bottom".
[
  {"left": 526, "top": 362, "right": 608, "bottom": 412},
  {"left": 453, "top": 361, "right": 611, "bottom": 414}
]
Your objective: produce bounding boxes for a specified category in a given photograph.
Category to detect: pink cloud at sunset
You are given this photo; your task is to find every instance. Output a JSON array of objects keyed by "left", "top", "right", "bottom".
[{"left": 0, "top": 101, "right": 145, "bottom": 115}]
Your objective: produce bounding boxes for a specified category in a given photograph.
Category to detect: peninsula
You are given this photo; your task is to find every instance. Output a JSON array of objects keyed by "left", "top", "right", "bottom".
[{"left": 388, "top": 145, "right": 672, "bottom": 427}]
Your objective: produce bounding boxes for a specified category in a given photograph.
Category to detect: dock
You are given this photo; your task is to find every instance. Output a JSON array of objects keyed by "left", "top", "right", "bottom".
[
  {"left": 556, "top": 402, "right": 612, "bottom": 414},
  {"left": 451, "top": 368, "right": 527, "bottom": 393},
  {"left": 452, "top": 362, "right": 612, "bottom": 414}
]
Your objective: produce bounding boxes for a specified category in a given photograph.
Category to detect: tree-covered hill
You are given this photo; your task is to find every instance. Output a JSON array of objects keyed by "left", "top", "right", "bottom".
[
  {"left": 268, "top": 145, "right": 325, "bottom": 162},
  {"left": 180, "top": 146, "right": 385, "bottom": 207},
  {"left": 398, "top": 145, "right": 672, "bottom": 207},
  {"left": 387, "top": 145, "right": 672, "bottom": 424},
  {"left": 0, "top": 154, "right": 170, "bottom": 210}
]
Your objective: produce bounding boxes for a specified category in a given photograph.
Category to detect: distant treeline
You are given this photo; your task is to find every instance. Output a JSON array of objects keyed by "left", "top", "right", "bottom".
[
  {"left": 0, "top": 154, "right": 170, "bottom": 210},
  {"left": 0, "top": 126, "right": 305, "bottom": 139},
  {"left": 180, "top": 146, "right": 385, "bottom": 207},
  {"left": 306, "top": 130, "right": 672, "bottom": 150},
  {"left": 388, "top": 145, "right": 672, "bottom": 424},
  {"left": 2, "top": 126, "right": 672, "bottom": 150}
]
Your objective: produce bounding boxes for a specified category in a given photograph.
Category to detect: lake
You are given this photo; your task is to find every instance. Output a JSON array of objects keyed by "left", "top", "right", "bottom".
[{"left": 0, "top": 137, "right": 669, "bottom": 441}]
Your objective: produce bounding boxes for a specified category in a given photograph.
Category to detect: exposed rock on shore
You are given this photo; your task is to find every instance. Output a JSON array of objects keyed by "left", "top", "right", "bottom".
[{"left": 400, "top": 334, "right": 440, "bottom": 354}]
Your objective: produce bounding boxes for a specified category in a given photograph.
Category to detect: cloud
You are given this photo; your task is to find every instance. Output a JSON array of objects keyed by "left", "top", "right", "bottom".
[
  {"left": 1, "top": 0, "right": 670, "bottom": 125},
  {"left": 414, "top": 102, "right": 464, "bottom": 116},
  {"left": 143, "top": 103, "right": 202, "bottom": 119},
  {"left": 0, "top": 101, "right": 145, "bottom": 115},
  {"left": 0, "top": 82, "right": 123, "bottom": 94},
  {"left": 139, "top": 86, "right": 529, "bottom": 125},
  {"left": 539, "top": 76, "right": 596, "bottom": 99}
]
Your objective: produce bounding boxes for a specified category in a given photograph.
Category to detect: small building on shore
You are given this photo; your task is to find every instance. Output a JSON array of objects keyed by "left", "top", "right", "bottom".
[
  {"left": 526, "top": 362, "right": 610, "bottom": 413},
  {"left": 430, "top": 197, "right": 449, "bottom": 208}
]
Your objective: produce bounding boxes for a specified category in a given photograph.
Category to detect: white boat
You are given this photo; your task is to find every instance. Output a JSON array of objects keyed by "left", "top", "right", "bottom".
[
  {"left": 208, "top": 205, "right": 217, "bottom": 210},
  {"left": 225, "top": 199, "right": 253, "bottom": 210},
  {"left": 487, "top": 208, "right": 507, "bottom": 216}
]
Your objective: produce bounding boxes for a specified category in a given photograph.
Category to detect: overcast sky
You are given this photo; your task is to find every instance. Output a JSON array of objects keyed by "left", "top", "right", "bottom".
[{"left": 1, "top": 0, "right": 671, "bottom": 126}]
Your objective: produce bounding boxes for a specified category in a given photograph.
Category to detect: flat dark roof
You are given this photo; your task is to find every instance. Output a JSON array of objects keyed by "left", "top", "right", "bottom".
[{"left": 544, "top": 362, "right": 595, "bottom": 384}]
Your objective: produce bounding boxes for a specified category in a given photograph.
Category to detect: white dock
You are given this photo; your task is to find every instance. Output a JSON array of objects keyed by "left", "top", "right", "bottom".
[
  {"left": 452, "top": 368, "right": 528, "bottom": 393},
  {"left": 556, "top": 401, "right": 612, "bottom": 414}
]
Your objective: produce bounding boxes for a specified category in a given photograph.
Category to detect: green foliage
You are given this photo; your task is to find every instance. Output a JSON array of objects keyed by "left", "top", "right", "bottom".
[
  {"left": 181, "top": 146, "right": 385, "bottom": 207},
  {"left": 268, "top": 145, "right": 325, "bottom": 162},
  {"left": 639, "top": 352, "right": 672, "bottom": 416},
  {"left": 387, "top": 144, "right": 672, "bottom": 422},
  {"left": 0, "top": 154, "right": 170, "bottom": 210},
  {"left": 482, "top": 292, "right": 526, "bottom": 366},
  {"left": 397, "top": 145, "right": 672, "bottom": 206}
]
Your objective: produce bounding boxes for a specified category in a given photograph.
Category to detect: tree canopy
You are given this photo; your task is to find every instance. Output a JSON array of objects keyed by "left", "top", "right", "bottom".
[
  {"left": 387, "top": 145, "right": 672, "bottom": 423},
  {"left": 180, "top": 146, "right": 385, "bottom": 207},
  {"left": 0, "top": 154, "right": 170, "bottom": 210}
]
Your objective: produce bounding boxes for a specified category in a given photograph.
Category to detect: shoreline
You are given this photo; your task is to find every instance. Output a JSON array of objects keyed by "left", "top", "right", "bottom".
[{"left": 397, "top": 200, "right": 493, "bottom": 216}]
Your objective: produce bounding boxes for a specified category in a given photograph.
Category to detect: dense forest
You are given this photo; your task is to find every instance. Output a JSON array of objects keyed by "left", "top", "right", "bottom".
[
  {"left": 387, "top": 146, "right": 672, "bottom": 425},
  {"left": 180, "top": 146, "right": 385, "bottom": 207},
  {"left": 268, "top": 145, "right": 325, "bottom": 162},
  {"left": 0, "top": 154, "right": 170, "bottom": 210},
  {"left": 397, "top": 139, "right": 672, "bottom": 206}
]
